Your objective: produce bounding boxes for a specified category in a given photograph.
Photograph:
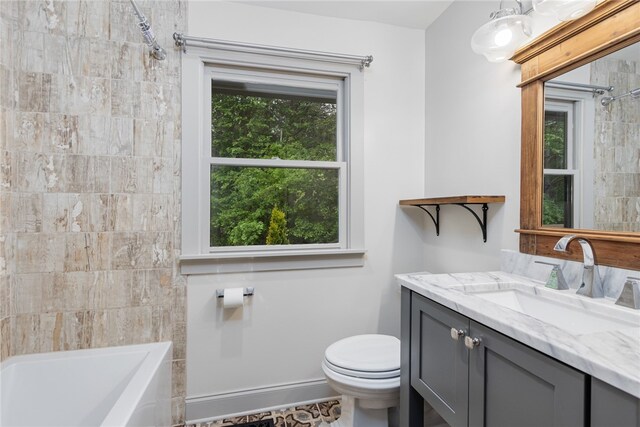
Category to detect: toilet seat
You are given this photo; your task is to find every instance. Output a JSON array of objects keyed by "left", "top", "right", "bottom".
[
  {"left": 322, "top": 360, "right": 401, "bottom": 391},
  {"left": 323, "top": 334, "right": 401, "bottom": 380},
  {"left": 323, "top": 358, "right": 400, "bottom": 379}
]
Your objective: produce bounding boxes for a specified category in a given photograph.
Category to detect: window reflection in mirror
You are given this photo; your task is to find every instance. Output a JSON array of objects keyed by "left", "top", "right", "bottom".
[
  {"left": 542, "top": 42, "right": 639, "bottom": 232},
  {"left": 543, "top": 105, "right": 574, "bottom": 228}
]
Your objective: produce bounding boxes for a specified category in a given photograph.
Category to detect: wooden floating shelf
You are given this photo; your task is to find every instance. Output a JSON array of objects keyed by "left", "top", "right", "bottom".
[
  {"left": 400, "top": 195, "right": 506, "bottom": 206},
  {"left": 399, "top": 195, "right": 506, "bottom": 242}
]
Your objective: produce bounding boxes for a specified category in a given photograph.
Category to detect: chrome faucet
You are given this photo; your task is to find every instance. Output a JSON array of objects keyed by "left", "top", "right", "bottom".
[{"left": 553, "top": 235, "right": 604, "bottom": 298}]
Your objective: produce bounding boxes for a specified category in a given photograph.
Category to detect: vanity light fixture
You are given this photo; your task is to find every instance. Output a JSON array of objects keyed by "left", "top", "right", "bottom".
[
  {"left": 532, "top": 0, "right": 596, "bottom": 21},
  {"left": 471, "top": 0, "right": 598, "bottom": 63},
  {"left": 471, "top": 0, "right": 533, "bottom": 63}
]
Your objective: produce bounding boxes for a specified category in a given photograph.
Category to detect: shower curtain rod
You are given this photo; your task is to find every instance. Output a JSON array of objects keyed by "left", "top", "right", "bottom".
[
  {"left": 545, "top": 81, "right": 613, "bottom": 95},
  {"left": 173, "top": 32, "right": 373, "bottom": 70}
]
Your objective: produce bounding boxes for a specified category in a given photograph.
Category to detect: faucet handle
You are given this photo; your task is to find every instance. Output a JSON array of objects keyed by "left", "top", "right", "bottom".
[
  {"left": 615, "top": 277, "right": 640, "bottom": 310},
  {"left": 535, "top": 261, "right": 570, "bottom": 290}
]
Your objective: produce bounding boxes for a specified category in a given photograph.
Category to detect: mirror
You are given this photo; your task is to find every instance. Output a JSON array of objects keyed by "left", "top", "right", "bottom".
[
  {"left": 512, "top": 0, "right": 640, "bottom": 270},
  {"left": 542, "top": 43, "right": 640, "bottom": 232}
]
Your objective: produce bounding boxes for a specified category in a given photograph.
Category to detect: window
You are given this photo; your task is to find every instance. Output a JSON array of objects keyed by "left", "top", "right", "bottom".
[
  {"left": 209, "top": 69, "right": 344, "bottom": 250},
  {"left": 180, "top": 46, "right": 365, "bottom": 273},
  {"left": 542, "top": 89, "right": 595, "bottom": 229},
  {"left": 543, "top": 101, "right": 576, "bottom": 228}
]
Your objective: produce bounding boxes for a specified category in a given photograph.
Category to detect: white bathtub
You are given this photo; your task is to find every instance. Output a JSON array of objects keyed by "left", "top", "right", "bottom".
[{"left": 0, "top": 342, "right": 172, "bottom": 427}]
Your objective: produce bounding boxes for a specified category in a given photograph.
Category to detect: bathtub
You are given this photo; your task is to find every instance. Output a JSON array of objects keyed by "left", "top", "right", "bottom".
[{"left": 0, "top": 342, "right": 172, "bottom": 427}]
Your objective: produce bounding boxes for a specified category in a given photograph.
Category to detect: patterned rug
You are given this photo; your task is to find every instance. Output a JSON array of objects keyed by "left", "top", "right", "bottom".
[
  {"left": 186, "top": 399, "right": 341, "bottom": 427},
  {"left": 233, "top": 421, "right": 275, "bottom": 427}
]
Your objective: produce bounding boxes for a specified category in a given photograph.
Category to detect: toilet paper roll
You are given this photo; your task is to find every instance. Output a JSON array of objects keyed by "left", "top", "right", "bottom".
[{"left": 222, "top": 287, "right": 245, "bottom": 309}]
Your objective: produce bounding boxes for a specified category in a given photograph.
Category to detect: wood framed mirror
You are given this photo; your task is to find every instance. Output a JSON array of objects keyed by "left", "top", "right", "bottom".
[{"left": 512, "top": 0, "right": 640, "bottom": 269}]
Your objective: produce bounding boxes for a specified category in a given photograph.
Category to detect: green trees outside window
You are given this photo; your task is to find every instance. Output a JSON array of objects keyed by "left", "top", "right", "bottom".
[
  {"left": 210, "top": 86, "right": 340, "bottom": 247},
  {"left": 543, "top": 109, "right": 573, "bottom": 228}
]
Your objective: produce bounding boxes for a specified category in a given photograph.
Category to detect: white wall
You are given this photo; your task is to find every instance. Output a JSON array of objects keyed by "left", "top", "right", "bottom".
[
  {"left": 186, "top": 0, "right": 427, "bottom": 407},
  {"left": 551, "top": 63, "right": 591, "bottom": 84},
  {"left": 422, "top": 1, "right": 524, "bottom": 273}
]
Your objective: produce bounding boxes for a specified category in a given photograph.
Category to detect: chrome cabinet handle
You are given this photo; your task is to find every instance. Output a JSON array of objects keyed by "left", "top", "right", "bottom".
[
  {"left": 450, "top": 328, "right": 465, "bottom": 341},
  {"left": 464, "top": 336, "right": 481, "bottom": 350}
]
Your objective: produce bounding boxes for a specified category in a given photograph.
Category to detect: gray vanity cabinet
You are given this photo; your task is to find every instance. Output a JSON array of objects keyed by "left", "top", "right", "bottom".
[
  {"left": 408, "top": 292, "right": 586, "bottom": 427},
  {"left": 591, "top": 378, "right": 640, "bottom": 427},
  {"left": 467, "top": 321, "right": 586, "bottom": 427},
  {"left": 410, "top": 292, "right": 469, "bottom": 427}
]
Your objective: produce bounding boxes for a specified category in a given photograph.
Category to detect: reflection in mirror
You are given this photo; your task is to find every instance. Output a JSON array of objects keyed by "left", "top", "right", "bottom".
[{"left": 543, "top": 42, "right": 640, "bottom": 232}]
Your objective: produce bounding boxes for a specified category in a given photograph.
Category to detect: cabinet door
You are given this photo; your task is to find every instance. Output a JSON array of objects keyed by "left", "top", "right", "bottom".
[
  {"left": 591, "top": 378, "right": 640, "bottom": 427},
  {"left": 468, "top": 321, "right": 586, "bottom": 427},
  {"left": 411, "top": 294, "right": 469, "bottom": 427}
]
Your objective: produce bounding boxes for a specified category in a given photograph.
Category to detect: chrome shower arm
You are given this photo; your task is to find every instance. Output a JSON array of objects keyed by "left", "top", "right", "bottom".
[
  {"left": 129, "top": 0, "right": 166, "bottom": 61},
  {"left": 601, "top": 87, "right": 640, "bottom": 106},
  {"left": 129, "top": 0, "right": 146, "bottom": 24}
]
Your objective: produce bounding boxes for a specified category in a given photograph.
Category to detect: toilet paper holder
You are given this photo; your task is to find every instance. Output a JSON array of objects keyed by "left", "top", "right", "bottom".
[{"left": 216, "top": 287, "right": 255, "bottom": 298}]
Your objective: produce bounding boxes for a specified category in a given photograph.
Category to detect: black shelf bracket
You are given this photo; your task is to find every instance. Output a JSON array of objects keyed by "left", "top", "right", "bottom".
[
  {"left": 455, "top": 203, "right": 490, "bottom": 242},
  {"left": 416, "top": 205, "right": 440, "bottom": 236},
  {"left": 407, "top": 202, "right": 493, "bottom": 242},
  {"left": 400, "top": 196, "right": 503, "bottom": 243}
]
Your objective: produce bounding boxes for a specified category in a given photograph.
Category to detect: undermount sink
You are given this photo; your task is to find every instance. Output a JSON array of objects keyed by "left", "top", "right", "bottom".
[{"left": 458, "top": 282, "right": 640, "bottom": 335}]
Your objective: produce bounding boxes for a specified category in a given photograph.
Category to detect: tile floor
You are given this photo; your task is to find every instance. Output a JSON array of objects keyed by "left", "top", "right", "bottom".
[{"left": 186, "top": 399, "right": 341, "bottom": 427}]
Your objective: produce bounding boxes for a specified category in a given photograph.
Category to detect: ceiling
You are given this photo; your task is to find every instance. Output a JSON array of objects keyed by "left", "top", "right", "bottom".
[{"left": 237, "top": 1, "right": 456, "bottom": 30}]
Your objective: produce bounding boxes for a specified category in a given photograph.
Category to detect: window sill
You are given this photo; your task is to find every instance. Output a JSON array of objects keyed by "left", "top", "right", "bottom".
[{"left": 179, "top": 249, "right": 366, "bottom": 274}]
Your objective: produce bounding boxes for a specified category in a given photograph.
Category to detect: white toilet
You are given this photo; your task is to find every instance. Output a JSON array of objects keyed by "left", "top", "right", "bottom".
[{"left": 321, "top": 334, "right": 401, "bottom": 427}]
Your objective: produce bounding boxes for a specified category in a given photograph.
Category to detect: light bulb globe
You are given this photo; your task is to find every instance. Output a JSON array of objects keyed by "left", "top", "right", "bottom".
[
  {"left": 471, "top": 14, "right": 532, "bottom": 63},
  {"left": 532, "top": 0, "right": 596, "bottom": 21}
]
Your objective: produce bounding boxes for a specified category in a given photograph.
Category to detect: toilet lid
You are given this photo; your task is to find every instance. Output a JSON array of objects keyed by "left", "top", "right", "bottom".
[{"left": 324, "top": 335, "right": 400, "bottom": 375}]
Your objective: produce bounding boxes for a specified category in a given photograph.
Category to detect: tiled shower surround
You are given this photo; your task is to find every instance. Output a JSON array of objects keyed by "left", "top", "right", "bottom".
[
  {"left": 591, "top": 56, "right": 640, "bottom": 231},
  {"left": 0, "top": 1, "right": 187, "bottom": 424}
]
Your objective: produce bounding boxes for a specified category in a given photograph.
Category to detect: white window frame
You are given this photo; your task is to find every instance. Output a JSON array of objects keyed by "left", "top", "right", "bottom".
[
  {"left": 543, "top": 88, "right": 595, "bottom": 229},
  {"left": 205, "top": 67, "right": 346, "bottom": 253},
  {"left": 180, "top": 46, "right": 365, "bottom": 274}
]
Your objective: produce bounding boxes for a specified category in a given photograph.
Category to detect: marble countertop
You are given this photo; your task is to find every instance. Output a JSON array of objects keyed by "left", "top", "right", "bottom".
[{"left": 396, "top": 271, "right": 640, "bottom": 398}]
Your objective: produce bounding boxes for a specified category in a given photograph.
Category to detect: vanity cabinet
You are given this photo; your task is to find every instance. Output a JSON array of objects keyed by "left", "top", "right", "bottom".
[
  {"left": 466, "top": 321, "right": 585, "bottom": 427},
  {"left": 409, "top": 292, "right": 469, "bottom": 426},
  {"left": 406, "top": 291, "right": 586, "bottom": 427},
  {"left": 591, "top": 378, "right": 640, "bottom": 427}
]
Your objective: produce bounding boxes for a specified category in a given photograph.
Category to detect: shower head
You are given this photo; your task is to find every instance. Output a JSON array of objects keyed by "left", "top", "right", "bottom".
[
  {"left": 130, "top": 0, "right": 166, "bottom": 61},
  {"left": 601, "top": 96, "right": 614, "bottom": 107}
]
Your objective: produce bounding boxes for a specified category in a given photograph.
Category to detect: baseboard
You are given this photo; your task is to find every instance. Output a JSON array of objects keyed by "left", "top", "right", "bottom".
[{"left": 185, "top": 379, "right": 339, "bottom": 423}]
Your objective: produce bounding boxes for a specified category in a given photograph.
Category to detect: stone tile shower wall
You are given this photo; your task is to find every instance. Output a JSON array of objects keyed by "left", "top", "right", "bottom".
[
  {"left": 591, "top": 57, "right": 640, "bottom": 232},
  {"left": 0, "top": 1, "right": 186, "bottom": 424}
]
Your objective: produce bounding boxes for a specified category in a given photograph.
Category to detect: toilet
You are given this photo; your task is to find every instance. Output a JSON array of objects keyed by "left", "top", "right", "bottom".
[{"left": 321, "top": 334, "right": 401, "bottom": 427}]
